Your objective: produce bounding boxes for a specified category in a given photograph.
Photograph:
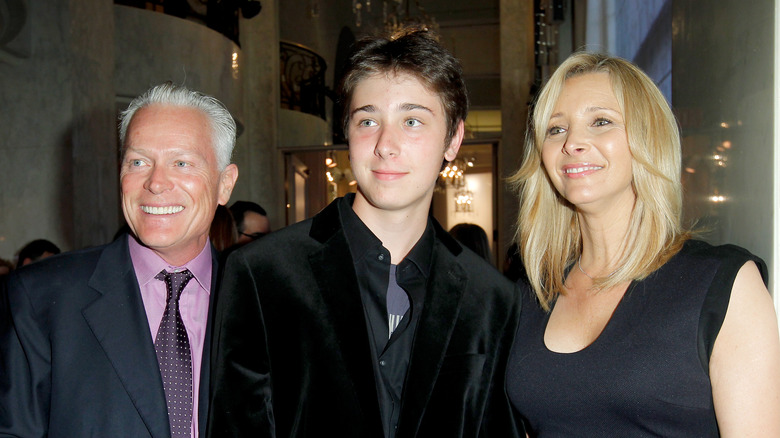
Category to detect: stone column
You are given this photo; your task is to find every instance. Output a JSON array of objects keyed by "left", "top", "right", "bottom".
[
  {"left": 69, "top": 0, "right": 119, "bottom": 248},
  {"left": 235, "top": 0, "right": 283, "bottom": 228},
  {"left": 499, "top": 0, "right": 534, "bottom": 260}
]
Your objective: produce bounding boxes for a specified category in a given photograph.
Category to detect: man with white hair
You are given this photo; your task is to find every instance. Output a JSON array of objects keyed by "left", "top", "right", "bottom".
[{"left": 0, "top": 83, "right": 238, "bottom": 438}]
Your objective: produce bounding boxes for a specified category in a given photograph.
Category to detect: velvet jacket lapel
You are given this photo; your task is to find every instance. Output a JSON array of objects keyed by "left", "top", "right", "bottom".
[
  {"left": 308, "top": 201, "right": 385, "bottom": 435},
  {"left": 81, "top": 237, "right": 170, "bottom": 438},
  {"left": 397, "top": 224, "right": 468, "bottom": 437}
]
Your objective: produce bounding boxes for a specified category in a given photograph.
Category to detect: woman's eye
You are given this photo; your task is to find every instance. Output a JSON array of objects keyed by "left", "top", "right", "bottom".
[
  {"left": 405, "top": 119, "right": 422, "bottom": 127},
  {"left": 594, "top": 118, "right": 611, "bottom": 127},
  {"left": 547, "top": 126, "right": 565, "bottom": 136}
]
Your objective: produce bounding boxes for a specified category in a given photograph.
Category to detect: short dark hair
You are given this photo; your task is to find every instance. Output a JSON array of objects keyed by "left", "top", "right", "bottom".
[
  {"left": 17, "top": 239, "right": 61, "bottom": 268},
  {"left": 210, "top": 204, "right": 238, "bottom": 252},
  {"left": 449, "top": 223, "right": 491, "bottom": 262},
  {"left": 229, "top": 201, "right": 268, "bottom": 233},
  {"left": 338, "top": 27, "right": 469, "bottom": 146}
]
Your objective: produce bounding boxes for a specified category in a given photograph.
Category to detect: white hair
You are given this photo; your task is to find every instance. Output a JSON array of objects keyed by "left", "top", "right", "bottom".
[{"left": 118, "top": 83, "right": 236, "bottom": 170}]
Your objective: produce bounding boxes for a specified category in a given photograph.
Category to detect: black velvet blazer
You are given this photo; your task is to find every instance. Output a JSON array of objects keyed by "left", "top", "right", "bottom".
[
  {"left": 208, "top": 199, "right": 524, "bottom": 437},
  {"left": 0, "top": 235, "right": 218, "bottom": 437}
]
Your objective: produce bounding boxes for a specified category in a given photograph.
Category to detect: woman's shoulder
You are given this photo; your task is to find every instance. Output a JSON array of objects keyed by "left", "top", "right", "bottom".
[{"left": 677, "top": 239, "right": 767, "bottom": 284}]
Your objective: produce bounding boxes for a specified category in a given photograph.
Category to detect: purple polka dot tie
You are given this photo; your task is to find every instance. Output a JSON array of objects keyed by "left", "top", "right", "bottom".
[{"left": 154, "top": 269, "right": 194, "bottom": 438}]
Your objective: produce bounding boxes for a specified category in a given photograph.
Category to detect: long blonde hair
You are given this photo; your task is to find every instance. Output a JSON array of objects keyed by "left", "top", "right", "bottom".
[{"left": 509, "top": 52, "right": 690, "bottom": 310}]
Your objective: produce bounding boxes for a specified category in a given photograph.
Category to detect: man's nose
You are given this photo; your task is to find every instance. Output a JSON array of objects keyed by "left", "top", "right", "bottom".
[{"left": 144, "top": 165, "right": 174, "bottom": 194}]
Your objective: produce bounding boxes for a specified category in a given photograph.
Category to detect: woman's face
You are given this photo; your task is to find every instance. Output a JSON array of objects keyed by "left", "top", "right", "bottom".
[{"left": 541, "top": 72, "right": 636, "bottom": 214}]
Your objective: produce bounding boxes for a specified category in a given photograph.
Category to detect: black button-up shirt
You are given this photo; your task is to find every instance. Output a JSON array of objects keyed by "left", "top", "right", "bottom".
[{"left": 339, "top": 194, "right": 433, "bottom": 438}]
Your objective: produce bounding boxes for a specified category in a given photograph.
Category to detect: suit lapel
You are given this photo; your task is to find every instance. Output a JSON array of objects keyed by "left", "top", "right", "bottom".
[
  {"left": 308, "top": 202, "right": 384, "bottom": 434},
  {"left": 81, "top": 237, "right": 170, "bottom": 438},
  {"left": 397, "top": 240, "right": 468, "bottom": 436},
  {"left": 198, "top": 247, "right": 219, "bottom": 436}
]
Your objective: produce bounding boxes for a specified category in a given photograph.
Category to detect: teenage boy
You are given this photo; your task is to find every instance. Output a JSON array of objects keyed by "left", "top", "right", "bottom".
[{"left": 208, "top": 29, "right": 522, "bottom": 438}]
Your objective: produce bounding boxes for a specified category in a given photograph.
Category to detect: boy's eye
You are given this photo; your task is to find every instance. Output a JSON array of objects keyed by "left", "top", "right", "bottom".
[
  {"left": 405, "top": 119, "right": 422, "bottom": 127},
  {"left": 359, "top": 119, "right": 377, "bottom": 127}
]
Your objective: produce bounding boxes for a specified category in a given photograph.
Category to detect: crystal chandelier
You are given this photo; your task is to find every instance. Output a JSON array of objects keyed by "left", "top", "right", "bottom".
[
  {"left": 454, "top": 188, "right": 474, "bottom": 213},
  {"left": 351, "top": 0, "right": 439, "bottom": 34},
  {"left": 439, "top": 157, "right": 474, "bottom": 189}
]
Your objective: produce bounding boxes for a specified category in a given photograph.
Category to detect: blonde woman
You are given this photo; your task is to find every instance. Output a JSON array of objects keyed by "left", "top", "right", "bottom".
[{"left": 506, "top": 52, "right": 780, "bottom": 437}]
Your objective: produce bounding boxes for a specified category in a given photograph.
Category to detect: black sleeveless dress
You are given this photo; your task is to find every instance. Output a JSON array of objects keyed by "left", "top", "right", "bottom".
[{"left": 506, "top": 240, "right": 767, "bottom": 437}]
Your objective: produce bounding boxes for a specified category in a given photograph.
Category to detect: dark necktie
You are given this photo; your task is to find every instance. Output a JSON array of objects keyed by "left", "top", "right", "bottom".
[
  {"left": 154, "top": 269, "right": 194, "bottom": 438},
  {"left": 386, "top": 264, "right": 410, "bottom": 338}
]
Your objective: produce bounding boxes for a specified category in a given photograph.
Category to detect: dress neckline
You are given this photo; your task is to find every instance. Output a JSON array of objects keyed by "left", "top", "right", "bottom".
[{"left": 541, "top": 280, "right": 637, "bottom": 355}]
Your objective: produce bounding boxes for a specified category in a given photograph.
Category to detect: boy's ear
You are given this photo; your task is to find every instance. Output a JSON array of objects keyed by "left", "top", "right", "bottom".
[{"left": 444, "top": 120, "right": 465, "bottom": 161}]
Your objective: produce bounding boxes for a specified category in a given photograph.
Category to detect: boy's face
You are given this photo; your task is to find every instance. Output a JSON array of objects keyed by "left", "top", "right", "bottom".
[{"left": 347, "top": 72, "right": 463, "bottom": 218}]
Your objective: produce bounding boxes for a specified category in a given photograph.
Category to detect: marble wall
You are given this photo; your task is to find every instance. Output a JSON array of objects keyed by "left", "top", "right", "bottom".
[
  {"left": 115, "top": 6, "right": 243, "bottom": 118},
  {"left": 1, "top": 1, "right": 89, "bottom": 261}
]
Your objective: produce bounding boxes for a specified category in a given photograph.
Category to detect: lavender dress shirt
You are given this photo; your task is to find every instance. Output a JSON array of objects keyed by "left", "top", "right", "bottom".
[{"left": 128, "top": 236, "right": 212, "bottom": 438}]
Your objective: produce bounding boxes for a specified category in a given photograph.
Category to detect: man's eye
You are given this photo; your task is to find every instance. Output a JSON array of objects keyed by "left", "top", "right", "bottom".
[
  {"left": 405, "top": 119, "right": 422, "bottom": 127},
  {"left": 359, "top": 119, "right": 377, "bottom": 127},
  {"left": 131, "top": 159, "right": 144, "bottom": 166},
  {"left": 175, "top": 161, "right": 189, "bottom": 167}
]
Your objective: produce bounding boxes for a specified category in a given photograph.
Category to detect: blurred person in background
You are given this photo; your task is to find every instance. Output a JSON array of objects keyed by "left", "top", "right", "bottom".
[
  {"left": 229, "top": 200, "right": 270, "bottom": 245},
  {"left": 15, "top": 238, "right": 61, "bottom": 268},
  {"left": 449, "top": 223, "right": 492, "bottom": 264}
]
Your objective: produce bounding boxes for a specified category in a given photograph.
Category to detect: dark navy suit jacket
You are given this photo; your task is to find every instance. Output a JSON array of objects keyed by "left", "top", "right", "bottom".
[{"left": 0, "top": 235, "right": 218, "bottom": 437}]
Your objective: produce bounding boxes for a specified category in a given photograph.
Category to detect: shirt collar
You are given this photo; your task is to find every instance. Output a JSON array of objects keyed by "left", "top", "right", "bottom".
[
  {"left": 339, "top": 193, "right": 383, "bottom": 264},
  {"left": 127, "top": 234, "right": 213, "bottom": 293},
  {"left": 339, "top": 193, "right": 434, "bottom": 278},
  {"left": 401, "top": 219, "right": 434, "bottom": 279}
]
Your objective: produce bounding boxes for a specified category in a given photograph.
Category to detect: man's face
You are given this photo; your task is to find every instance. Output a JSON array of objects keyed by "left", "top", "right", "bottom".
[
  {"left": 347, "top": 72, "right": 463, "bottom": 218},
  {"left": 236, "top": 211, "right": 270, "bottom": 244},
  {"left": 120, "top": 105, "right": 238, "bottom": 265}
]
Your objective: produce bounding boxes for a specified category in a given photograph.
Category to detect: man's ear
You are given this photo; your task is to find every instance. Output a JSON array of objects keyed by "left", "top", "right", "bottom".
[
  {"left": 444, "top": 120, "right": 465, "bottom": 162},
  {"left": 217, "top": 163, "right": 239, "bottom": 206}
]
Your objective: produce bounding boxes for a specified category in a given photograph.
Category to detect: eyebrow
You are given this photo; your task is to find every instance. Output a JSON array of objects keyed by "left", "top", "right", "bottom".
[
  {"left": 350, "top": 104, "right": 376, "bottom": 119},
  {"left": 549, "top": 106, "right": 620, "bottom": 120},
  {"left": 350, "top": 103, "right": 435, "bottom": 119},
  {"left": 585, "top": 105, "right": 619, "bottom": 113},
  {"left": 399, "top": 103, "right": 434, "bottom": 113},
  {"left": 123, "top": 147, "right": 204, "bottom": 160}
]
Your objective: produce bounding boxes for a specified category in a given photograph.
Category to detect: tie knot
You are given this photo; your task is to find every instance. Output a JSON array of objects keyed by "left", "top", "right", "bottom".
[{"left": 155, "top": 269, "right": 194, "bottom": 302}]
